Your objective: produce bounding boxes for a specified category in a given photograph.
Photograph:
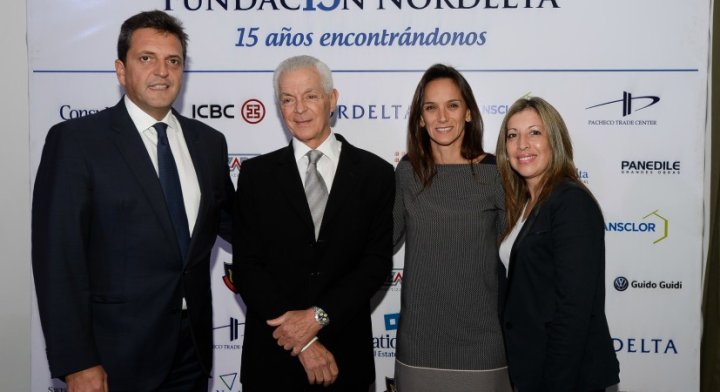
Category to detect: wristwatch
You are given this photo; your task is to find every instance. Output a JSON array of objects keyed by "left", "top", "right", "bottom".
[{"left": 313, "top": 306, "right": 330, "bottom": 327}]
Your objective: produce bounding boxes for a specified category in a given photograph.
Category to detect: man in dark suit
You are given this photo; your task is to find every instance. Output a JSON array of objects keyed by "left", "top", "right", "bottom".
[
  {"left": 233, "top": 55, "right": 394, "bottom": 391},
  {"left": 32, "top": 10, "right": 234, "bottom": 391}
]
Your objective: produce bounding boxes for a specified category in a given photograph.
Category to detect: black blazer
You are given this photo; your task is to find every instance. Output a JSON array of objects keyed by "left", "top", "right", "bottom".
[
  {"left": 232, "top": 134, "right": 393, "bottom": 391},
  {"left": 32, "top": 99, "right": 234, "bottom": 391},
  {"left": 502, "top": 180, "right": 619, "bottom": 392}
]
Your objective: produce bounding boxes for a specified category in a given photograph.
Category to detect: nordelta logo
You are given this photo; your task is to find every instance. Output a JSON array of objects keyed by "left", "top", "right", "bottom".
[
  {"left": 613, "top": 337, "right": 678, "bottom": 354},
  {"left": 335, "top": 102, "right": 509, "bottom": 120},
  {"left": 613, "top": 276, "right": 682, "bottom": 292},
  {"left": 336, "top": 103, "right": 409, "bottom": 120},
  {"left": 586, "top": 91, "right": 660, "bottom": 127},
  {"left": 605, "top": 210, "right": 668, "bottom": 244}
]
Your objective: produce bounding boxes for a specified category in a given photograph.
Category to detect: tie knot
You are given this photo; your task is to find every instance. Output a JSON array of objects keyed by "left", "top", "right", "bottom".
[
  {"left": 307, "top": 150, "right": 323, "bottom": 166},
  {"left": 154, "top": 122, "right": 169, "bottom": 139}
]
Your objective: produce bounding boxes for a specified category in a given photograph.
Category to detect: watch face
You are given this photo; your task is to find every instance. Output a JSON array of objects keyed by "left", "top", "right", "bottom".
[{"left": 314, "top": 307, "right": 329, "bottom": 326}]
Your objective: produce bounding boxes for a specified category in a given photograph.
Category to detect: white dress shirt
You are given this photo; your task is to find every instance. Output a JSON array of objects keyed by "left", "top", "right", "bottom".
[
  {"left": 292, "top": 132, "right": 342, "bottom": 192},
  {"left": 124, "top": 96, "right": 201, "bottom": 236}
]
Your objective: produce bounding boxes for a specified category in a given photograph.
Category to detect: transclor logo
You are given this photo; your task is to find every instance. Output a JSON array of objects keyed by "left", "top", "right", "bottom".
[
  {"left": 605, "top": 210, "right": 668, "bottom": 244},
  {"left": 613, "top": 337, "right": 678, "bottom": 354},
  {"left": 481, "top": 104, "right": 509, "bottom": 115},
  {"left": 165, "top": 0, "right": 560, "bottom": 11}
]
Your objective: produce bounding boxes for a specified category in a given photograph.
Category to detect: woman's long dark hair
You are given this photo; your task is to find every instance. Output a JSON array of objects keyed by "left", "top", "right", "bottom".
[{"left": 406, "top": 64, "right": 485, "bottom": 188}]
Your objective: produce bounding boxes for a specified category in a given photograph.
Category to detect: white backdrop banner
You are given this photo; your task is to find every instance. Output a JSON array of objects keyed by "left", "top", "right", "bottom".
[{"left": 28, "top": 1, "right": 710, "bottom": 391}]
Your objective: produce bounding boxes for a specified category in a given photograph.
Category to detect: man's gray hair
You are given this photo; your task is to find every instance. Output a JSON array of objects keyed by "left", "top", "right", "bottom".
[{"left": 273, "top": 55, "right": 334, "bottom": 100}]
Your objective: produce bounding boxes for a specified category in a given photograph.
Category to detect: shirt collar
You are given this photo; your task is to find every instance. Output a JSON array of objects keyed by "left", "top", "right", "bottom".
[
  {"left": 124, "top": 95, "right": 179, "bottom": 134},
  {"left": 292, "top": 131, "right": 341, "bottom": 164}
]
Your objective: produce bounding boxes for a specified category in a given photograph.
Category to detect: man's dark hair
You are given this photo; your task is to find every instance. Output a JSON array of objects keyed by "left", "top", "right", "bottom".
[{"left": 117, "top": 10, "right": 188, "bottom": 64}]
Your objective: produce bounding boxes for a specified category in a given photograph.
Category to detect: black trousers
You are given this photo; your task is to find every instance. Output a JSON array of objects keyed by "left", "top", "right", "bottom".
[{"left": 156, "top": 312, "right": 208, "bottom": 392}]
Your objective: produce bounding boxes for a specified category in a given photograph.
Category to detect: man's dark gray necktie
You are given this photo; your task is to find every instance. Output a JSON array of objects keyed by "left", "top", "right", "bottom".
[
  {"left": 155, "top": 122, "right": 190, "bottom": 260},
  {"left": 304, "top": 150, "right": 328, "bottom": 239}
]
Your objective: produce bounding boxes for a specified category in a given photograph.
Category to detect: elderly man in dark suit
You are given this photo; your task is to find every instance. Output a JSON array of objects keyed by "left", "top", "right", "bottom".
[
  {"left": 233, "top": 55, "right": 394, "bottom": 392},
  {"left": 32, "top": 10, "right": 233, "bottom": 392}
]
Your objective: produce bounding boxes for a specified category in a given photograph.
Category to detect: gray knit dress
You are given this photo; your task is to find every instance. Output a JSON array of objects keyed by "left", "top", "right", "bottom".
[{"left": 393, "top": 156, "right": 511, "bottom": 392}]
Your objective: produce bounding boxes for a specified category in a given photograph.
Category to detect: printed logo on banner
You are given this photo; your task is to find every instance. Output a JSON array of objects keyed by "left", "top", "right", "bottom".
[
  {"left": 613, "top": 276, "right": 629, "bottom": 291},
  {"left": 586, "top": 91, "right": 660, "bottom": 127},
  {"left": 336, "top": 104, "right": 409, "bottom": 120},
  {"left": 393, "top": 151, "right": 407, "bottom": 164},
  {"left": 605, "top": 210, "right": 668, "bottom": 244},
  {"left": 381, "top": 268, "right": 403, "bottom": 292},
  {"left": 213, "top": 316, "right": 245, "bottom": 348},
  {"left": 191, "top": 103, "right": 236, "bottom": 119},
  {"left": 374, "top": 332, "right": 397, "bottom": 358},
  {"left": 613, "top": 337, "right": 678, "bottom": 354},
  {"left": 480, "top": 103, "right": 510, "bottom": 116},
  {"left": 576, "top": 168, "right": 590, "bottom": 184},
  {"left": 228, "top": 154, "right": 259, "bottom": 183},
  {"left": 375, "top": 315, "right": 398, "bottom": 358},
  {"left": 384, "top": 313, "right": 400, "bottom": 331},
  {"left": 165, "top": 0, "right": 561, "bottom": 11},
  {"left": 613, "top": 276, "right": 682, "bottom": 291},
  {"left": 620, "top": 160, "right": 681, "bottom": 175},
  {"left": 241, "top": 99, "right": 266, "bottom": 124},
  {"left": 46, "top": 384, "right": 67, "bottom": 392},
  {"left": 188, "top": 99, "right": 265, "bottom": 124},
  {"left": 217, "top": 373, "right": 239, "bottom": 391},
  {"left": 58, "top": 104, "right": 109, "bottom": 120},
  {"left": 222, "top": 262, "right": 238, "bottom": 293}
]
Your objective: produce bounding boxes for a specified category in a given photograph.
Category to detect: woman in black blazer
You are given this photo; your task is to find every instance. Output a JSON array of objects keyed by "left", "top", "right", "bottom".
[{"left": 495, "top": 97, "right": 620, "bottom": 392}]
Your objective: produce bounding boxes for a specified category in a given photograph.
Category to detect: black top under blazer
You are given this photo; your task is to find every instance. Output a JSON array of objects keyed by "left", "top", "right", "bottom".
[{"left": 502, "top": 180, "right": 620, "bottom": 392}]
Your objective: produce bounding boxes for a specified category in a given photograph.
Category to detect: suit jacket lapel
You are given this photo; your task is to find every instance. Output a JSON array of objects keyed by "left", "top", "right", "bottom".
[
  {"left": 507, "top": 201, "right": 542, "bottom": 286},
  {"left": 320, "top": 134, "right": 361, "bottom": 236},
  {"left": 176, "top": 112, "right": 208, "bottom": 261},
  {"left": 277, "top": 144, "right": 316, "bottom": 234},
  {"left": 109, "top": 100, "right": 183, "bottom": 262}
]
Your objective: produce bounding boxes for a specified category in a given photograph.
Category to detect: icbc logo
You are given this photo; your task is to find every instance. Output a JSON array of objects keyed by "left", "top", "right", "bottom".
[
  {"left": 191, "top": 104, "right": 235, "bottom": 119},
  {"left": 241, "top": 99, "right": 265, "bottom": 124}
]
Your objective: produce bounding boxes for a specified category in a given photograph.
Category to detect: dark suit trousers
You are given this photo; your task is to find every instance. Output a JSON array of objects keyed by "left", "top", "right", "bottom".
[{"left": 156, "top": 312, "right": 208, "bottom": 392}]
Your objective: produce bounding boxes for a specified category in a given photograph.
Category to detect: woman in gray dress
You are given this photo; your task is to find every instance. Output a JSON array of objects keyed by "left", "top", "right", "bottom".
[{"left": 393, "top": 64, "right": 512, "bottom": 392}]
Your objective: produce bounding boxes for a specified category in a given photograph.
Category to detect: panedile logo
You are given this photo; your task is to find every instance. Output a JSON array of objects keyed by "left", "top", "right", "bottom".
[{"left": 620, "top": 160, "right": 680, "bottom": 175}]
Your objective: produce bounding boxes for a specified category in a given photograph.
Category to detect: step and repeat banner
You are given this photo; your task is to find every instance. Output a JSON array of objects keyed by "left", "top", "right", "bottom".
[{"left": 28, "top": 1, "right": 710, "bottom": 391}]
